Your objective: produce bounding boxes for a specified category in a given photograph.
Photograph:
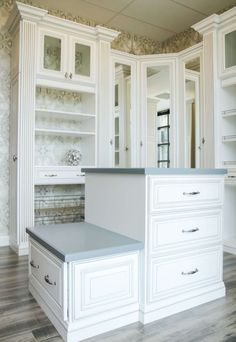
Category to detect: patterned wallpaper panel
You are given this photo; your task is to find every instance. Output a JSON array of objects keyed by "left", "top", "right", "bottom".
[{"left": 0, "top": 3, "right": 10, "bottom": 240}]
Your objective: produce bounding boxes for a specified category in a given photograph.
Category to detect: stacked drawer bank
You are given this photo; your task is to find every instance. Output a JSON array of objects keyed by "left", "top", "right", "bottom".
[{"left": 27, "top": 167, "right": 226, "bottom": 341}]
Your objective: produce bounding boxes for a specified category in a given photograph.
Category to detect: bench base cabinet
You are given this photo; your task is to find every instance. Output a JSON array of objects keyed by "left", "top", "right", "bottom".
[{"left": 29, "top": 239, "right": 139, "bottom": 342}]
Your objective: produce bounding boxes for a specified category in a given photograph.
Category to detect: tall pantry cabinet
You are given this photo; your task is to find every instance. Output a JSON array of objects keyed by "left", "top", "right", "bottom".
[
  {"left": 193, "top": 7, "right": 236, "bottom": 254},
  {"left": 7, "top": 2, "right": 119, "bottom": 255}
]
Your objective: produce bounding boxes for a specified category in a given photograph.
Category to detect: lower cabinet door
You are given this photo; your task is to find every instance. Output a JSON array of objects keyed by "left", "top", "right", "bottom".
[
  {"left": 70, "top": 252, "right": 139, "bottom": 319},
  {"left": 149, "top": 246, "right": 222, "bottom": 302}
]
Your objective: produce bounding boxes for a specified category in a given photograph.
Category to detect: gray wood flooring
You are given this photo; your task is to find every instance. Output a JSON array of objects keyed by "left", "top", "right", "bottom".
[{"left": 0, "top": 247, "right": 236, "bottom": 342}]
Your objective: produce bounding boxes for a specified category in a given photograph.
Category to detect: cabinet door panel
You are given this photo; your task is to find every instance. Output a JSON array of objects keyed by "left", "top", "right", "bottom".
[
  {"left": 69, "top": 36, "right": 95, "bottom": 83},
  {"left": 71, "top": 253, "right": 138, "bottom": 319},
  {"left": 38, "top": 28, "right": 67, "bottom": 79}
]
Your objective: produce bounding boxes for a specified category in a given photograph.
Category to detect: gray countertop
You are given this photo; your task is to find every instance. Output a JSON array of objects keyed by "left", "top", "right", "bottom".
[
  {"left": 82, "top": 168, "right": 227, "bottom": 175},
  {"left": 26, "top": 222, "right": 143, "bottom": 262}
]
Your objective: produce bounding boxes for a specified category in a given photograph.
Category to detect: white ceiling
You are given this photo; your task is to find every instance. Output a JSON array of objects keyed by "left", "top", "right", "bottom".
[{"left": 33, "top": 0, "right": 235, "bottom": 41}]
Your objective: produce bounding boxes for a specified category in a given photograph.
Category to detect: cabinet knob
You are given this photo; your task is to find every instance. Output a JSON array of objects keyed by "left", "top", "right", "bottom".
[
  {"left": 30, "top": 260, "right": 39, "bottom": 269},
  {"left": 65, "top": 72, "right": 68, "bottom": 78},
  {"left": 125, "top": 146, "right": 129, "bottom": 151},
  {"left": 109, "top": 139, "right": 113, "bottom": 145},
  {"left": 13, "top": 155, "right": 17, "bottom": 162},
  {"left": 69, "top": 72, "right": 73, "bottom": 79},
  {"left": 44, "top": 274, "right": 56, "bottom": 286}
]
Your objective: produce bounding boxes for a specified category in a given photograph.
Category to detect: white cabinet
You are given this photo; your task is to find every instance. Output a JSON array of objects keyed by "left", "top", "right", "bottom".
[
  {"left": 84, "top": 170, "right": 225, "bottom": 325},
  {"left": 28, "top": 238, "right": 139, "bottom": 342},
  {"left": 219, "top": 23, "right": 236, "bottom": 80},
  {"left": 38, "top": 28, "right": 96, "bottom": 83},
  {"left": 7, "top": 2, "right": 119, "bottom": 254}
]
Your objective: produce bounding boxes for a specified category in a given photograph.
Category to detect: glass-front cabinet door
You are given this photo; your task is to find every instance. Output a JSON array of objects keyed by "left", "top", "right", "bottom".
[
  {"left": 69, "top": 37, "right": 95, "bottom": 83},
  {"left": 38, "top": 29, "right": 67, "bottom": 79},
  {"left": 220, "top": 26, "right": 236, "bottom": 78},
  {"left": 38, "top": 29, "right": 95, "bottom": 83}
]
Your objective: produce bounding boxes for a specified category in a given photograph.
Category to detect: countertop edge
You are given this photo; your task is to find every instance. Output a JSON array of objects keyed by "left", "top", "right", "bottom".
[
  {"left": 26, "top": 227, "right": 144, "bottom": 262},
  {"left": 82, "top": 168, "right": 227, "bottom": 175}
]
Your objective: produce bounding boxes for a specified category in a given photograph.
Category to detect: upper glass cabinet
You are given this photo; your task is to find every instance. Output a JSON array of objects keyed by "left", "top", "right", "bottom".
[
  {"left": 38, "top": 29, "right": 95, "bottom": 83},
  {"left": 225, "top": 30, "right": 236, "bottom": 69},
  {"left": 219, "top": 26, "right": 236, "bottom": 78}
]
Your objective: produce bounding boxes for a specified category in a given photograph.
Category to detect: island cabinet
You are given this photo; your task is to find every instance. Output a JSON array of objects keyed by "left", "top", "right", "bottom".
[
  {"left": 83, "top": 168, "right": 227, "bottom": 324},
  {"left": 26, "top": 222, "right": 143, "bottom": 342}
]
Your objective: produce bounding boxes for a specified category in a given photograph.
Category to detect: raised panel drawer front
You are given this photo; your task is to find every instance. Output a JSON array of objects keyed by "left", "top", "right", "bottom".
[
  {"left": 149, "top": 246, "right": 222, "bottom": 302},
  {"left": 29, "top": 241, "right": 63, "bottom": 306},
  {"left": 71, "top": 252, "right": 139, "bottom": 319},
  {"left": 150, "top": 210, "right": 222, "bottom": 253},
  {"left": 35, "top": 167, "right": 85, "bottom": 185},
  {"left": 149, "top": 177, "right": 223, "bottom": 212}
]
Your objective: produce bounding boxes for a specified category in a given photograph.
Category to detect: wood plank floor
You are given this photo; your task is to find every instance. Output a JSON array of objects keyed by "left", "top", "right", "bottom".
[{"left": 0, "top": 247, "right": 236, "bottom": 342}]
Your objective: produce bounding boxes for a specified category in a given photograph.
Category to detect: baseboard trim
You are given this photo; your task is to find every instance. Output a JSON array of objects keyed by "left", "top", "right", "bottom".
[
  {"left": 139, "top": 283, "right": 225, "bottom": 324},
  {"left": 0, "top": 235, "right": 9, "bottom": 247},
  {"left": 224, "top": 245, "right": 236, "bottom": 255},
  {"left": 10, "top": 241, "right": 29, "bottom": 256}
]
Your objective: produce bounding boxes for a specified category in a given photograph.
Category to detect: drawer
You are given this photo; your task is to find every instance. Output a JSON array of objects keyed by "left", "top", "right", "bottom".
[
  {"left": 35, "top": 166, "right": 85, "bottom": 185},
  {"left": 149, "top": 246, "right": 222, "bottom": 302},
  {"left": 71, "top": 252, "right": 139, "bottom": 319},
  {"left": 29, "top": 241, "right": 63, "bottom": 306},
  {"left": 149, "top": 210, "right": 222, "bottom": 253},
  {"left": 149, "top": 177, "right": 223, "bottom": 212}
]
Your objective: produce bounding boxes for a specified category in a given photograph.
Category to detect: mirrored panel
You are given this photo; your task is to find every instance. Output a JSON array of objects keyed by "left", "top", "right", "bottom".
[
  {"left": 146, "top": 65, "right": 170, "bottom": 168},
  {"left": 114, "top": 63, "right": 131, "bottom": 167},
  {"left": 184, "top": 57, "right": 201, "bottom": 168}
]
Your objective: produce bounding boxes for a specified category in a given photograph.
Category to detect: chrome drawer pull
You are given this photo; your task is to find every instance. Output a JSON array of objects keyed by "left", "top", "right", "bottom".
[
  {"left": 181, "top": 268, "right": 199, "bottom": 276},
  {"left": 44, "top": 275, "right": 56, "bottom": 286},
  {"left": 30, "top": 260, "right": 39, "bottom": 269},
  {"left": 44, "top": 174, "right": 58, "bottom": 177},
  {"left": 183, "top": 191, "right": 200, "bottom": 196},
  {"left": 182, "top": 228, "right": 199, "bottom": 233}
]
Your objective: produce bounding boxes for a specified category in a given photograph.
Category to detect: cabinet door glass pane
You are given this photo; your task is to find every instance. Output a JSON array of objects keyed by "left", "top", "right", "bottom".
[
  {"left": 158, "top": 144, "right": 168, "bottom": 160},
  {"left": 44, "top": 35, "right": 61, "bottom": 71},
  {"left": 75, "top": 43, "right": 91, "bottom": 77},
  {"left": 158, "top": 127, "right": 169, "bottom": 143},
  {"left": 225, "top": 30, "right": 236, "bottom": 69}
]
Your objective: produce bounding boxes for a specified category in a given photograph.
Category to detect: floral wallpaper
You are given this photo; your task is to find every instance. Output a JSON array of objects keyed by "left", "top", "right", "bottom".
[{"left": 0, "top": 2, "right": 11, "bottom": 243}]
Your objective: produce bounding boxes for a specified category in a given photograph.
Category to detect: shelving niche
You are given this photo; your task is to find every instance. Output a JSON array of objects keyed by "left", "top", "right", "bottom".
[
  {"left": 34, "top": 85, "right": 96, "bottom": 226},
  {"left": 35, "top": 86, "right": 96, "bottom": 184}
]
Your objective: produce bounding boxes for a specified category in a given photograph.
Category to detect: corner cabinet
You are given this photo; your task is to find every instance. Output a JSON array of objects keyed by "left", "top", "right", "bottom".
[{"left": 7, "top": 2, "right": 119, "bottom": 255}]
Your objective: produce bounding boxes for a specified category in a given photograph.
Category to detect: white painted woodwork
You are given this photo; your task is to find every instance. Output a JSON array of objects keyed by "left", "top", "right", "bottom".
[
  {"left": 7, "top": 2, "right": 119, "bottom": 253},
  {"left": 85, "top": 172, "right": 225, "bottom": 325},
  {"left": 149, "top": 246, "right": 222, "bottom": 302},
  {"left": 71, "top": 253, "right": 138, "bottom": 319},
  {"left": 29, "top": 237, "right": 139, "bottom": 342},
  {"left": 149, "top": 209, "right": 222, "bottom": 253},
  {"left": 149, "top": 177, "right": 223, "bottom": 212},
  {"left": 193, "top": 7, "right": 236, "bottom": 254}
]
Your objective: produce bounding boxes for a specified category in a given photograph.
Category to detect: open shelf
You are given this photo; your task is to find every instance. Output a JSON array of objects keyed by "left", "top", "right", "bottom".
[
  {"left": 35, "top": 108, "right": 95, "bottom": 120},
  {"left": 35, "top": 128, "right": 95, "bottom": 137}
]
